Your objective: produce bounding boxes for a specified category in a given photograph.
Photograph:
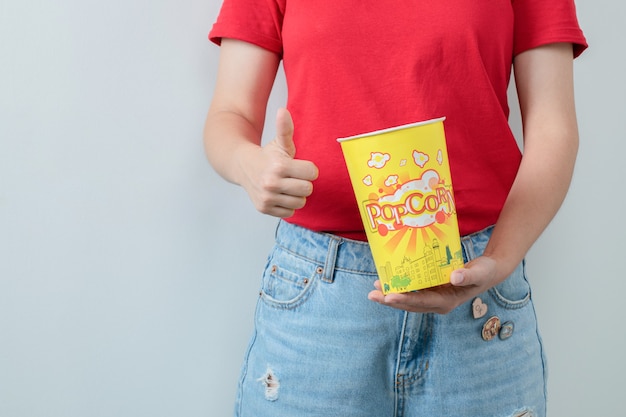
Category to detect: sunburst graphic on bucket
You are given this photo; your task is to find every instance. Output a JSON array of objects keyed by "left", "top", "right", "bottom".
[{"left": 338, "top": 118, "right": 464, "bottom": 294}]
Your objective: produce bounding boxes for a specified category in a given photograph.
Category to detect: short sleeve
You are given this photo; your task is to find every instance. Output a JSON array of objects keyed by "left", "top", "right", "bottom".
[
  {"left": 513, "top": 0, "right": 588, "bottom": 58},
  {"left": 209, "top": 0, "right": 285, "bottom": 55}
]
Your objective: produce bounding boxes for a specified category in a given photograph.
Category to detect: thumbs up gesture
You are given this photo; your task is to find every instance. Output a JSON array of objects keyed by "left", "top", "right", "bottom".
[{"left": 239, "top": 108, "right": 319, "bottom": 218}]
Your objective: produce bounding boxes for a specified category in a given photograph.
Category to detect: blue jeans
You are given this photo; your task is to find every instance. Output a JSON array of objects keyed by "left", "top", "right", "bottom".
[{"left": 234, "top": 221, "right": 547, "bottom": 417}]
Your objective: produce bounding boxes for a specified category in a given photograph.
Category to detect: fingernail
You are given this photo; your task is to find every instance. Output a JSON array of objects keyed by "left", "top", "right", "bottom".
[{"left": 450, "top": 271, "right": 464, "bottom": 285}]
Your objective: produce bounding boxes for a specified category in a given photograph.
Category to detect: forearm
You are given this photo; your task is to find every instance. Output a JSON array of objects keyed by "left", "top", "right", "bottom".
[
  {"left": 482, "top": 43, "right": 580, "bottom": 280},
  {"left": 204, "top": 38, "right": 280, "bottom": 187},
  {"left": 484, "top": 128, "right": 578, "bottom": 279},
  {"left": 369, "top": 43, "right": 581, "bottom": 313},
  {"left": 203, "top": 109, "right": 263, "bottom": 187}
]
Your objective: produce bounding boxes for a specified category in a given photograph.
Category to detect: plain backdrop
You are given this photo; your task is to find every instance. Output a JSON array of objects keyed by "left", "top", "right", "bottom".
[{"left": 1, "top": 1, "right": 624, "bottom": 416}]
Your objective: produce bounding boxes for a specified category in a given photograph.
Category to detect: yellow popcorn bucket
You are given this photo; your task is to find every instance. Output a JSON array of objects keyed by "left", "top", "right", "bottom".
[{"left": 338, "top": 117, "right": 464, "bottom": 294}]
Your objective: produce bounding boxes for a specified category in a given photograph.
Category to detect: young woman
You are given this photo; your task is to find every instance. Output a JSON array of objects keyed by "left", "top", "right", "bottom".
[{"left": 204, "top": 1, "right": 587, "bottom": 416}]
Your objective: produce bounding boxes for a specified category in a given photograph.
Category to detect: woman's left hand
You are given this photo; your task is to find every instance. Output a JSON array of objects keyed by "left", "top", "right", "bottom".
[{"left": 367, "top": 255, "right": 502, "bottom": 314}]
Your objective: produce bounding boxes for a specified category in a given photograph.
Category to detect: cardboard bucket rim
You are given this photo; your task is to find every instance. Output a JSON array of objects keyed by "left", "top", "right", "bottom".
[{"left": 336, "top": 116, "right": 447, "bottom": 143}]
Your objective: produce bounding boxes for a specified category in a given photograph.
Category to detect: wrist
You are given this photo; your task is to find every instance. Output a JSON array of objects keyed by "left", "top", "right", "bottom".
[
  {"left": 480, "top": 247, "right": 524, "bottom": 284},
  {"left": 232, "top": 141, "right": 262, "bottom": 188}
]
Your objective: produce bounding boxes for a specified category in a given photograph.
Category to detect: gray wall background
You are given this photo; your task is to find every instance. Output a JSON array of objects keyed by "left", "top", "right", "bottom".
[{"left": 1, "top": 1, "right": 623, "bottom": 416}]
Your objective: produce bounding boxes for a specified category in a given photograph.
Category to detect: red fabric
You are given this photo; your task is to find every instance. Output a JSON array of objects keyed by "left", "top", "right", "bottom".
[{"left": 210, "top": 0, "right": 587, "bottom": 240}]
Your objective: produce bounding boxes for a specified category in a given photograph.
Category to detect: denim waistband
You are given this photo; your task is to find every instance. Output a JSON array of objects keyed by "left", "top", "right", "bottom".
[
  {"left": 275, "top": 221, "right": 378, "bottom": 282},
  {"left": 275, "top": 220, "right": 494, "bottom": 281}
]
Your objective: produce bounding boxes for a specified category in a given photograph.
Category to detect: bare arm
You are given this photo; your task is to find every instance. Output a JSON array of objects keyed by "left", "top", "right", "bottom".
[
  {"left": 369, "top": 43, "right": 580, "bottom": 313},
  {"left": 481, "top": 42, "right": 579, "bottom": 278},
  {"left": 204, "top": 39, "right": 318, "bottom": 217}
]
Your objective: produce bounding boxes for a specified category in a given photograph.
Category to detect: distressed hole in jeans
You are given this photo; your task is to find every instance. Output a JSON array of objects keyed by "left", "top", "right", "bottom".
[
  {"left": 509, "top": 409, "right": 535, "bottom": 417},
  {"left": 257, "top": 367, "right": 279, "bottom": 401}
]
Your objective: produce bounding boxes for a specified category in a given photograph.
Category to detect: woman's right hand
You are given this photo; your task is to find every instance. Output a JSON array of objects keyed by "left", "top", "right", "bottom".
[
  {"left": 205, "top": 40, "right": 317, "bottom": 217},
  {"left": 238, "top": 108, "right": 319, "bottom": 218}
]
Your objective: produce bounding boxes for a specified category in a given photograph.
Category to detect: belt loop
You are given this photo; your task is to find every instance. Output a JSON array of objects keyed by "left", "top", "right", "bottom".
[
  {"left": 322, "top": 236, "right": 342, "bottom": 283},
  {"left": 460, "top": 235, "right": 475, "bottom": 263},
  {"left": 274, "top": 219, "right": 283, "bottom": 241}
]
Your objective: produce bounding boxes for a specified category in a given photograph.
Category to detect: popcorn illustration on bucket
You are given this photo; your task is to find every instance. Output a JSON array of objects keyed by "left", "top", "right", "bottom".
[{"left": 338, "top": 117, "right": 464, "bottom": 294}]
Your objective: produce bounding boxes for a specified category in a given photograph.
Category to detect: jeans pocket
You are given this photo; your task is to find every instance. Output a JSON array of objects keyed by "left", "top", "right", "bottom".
[
  {"left": 487, "top": 260, "right": 531, "bottom": 309},
  {"left": 260, "top": 247, "right": 321, "bottom": 309}
]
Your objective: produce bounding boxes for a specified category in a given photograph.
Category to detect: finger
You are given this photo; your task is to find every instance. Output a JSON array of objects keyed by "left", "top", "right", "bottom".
[
  {"left": 255, "top": 195, "right": 305, "bottom": 218},
  {"left": 273, "top": 193, "right": 308, "bottom": 210},
  {"left": 371, "top": 286, "right": 471, "bottom": 314},
  {"left": 261, "top": 176, "right": 314, "bottom": 198},
  {"left": 368, "top": 290, "right": 418, "bottom": 309},
  {"left": 275, "top": 108, "right": 296, "bottom": 157},
  {"left": 368, "top": 289, "right": 385, "bottom": 303},
  {"left": 382, "top": 294, "right": 445, "bottom": 314},
  {"left": 284, "top": 159, "right": 319, "bottom": 182},
  {"left": 266, "top": 206, "right": 297, "bottom": 218},
  {"left": 278, "top": 177, "right": 315, "bottom": 197},
  {"left": 450, "top": 269, "right": 468, "bottom": 286}
]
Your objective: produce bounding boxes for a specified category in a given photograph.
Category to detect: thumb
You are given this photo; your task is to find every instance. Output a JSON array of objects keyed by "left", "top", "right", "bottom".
[
  {"left": 449, "top": 255, "right": 497, "bottom": 287},
  {"left": 275, "top": 108, "right": 296, "bottom": 157},
  {"left": 450, "top": 268, "right": 470, "bottom": 287}
]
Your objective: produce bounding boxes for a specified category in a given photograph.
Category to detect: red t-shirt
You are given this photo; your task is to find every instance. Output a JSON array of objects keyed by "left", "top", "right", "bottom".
[{"left": 209, "top": 0, "right": 587, "bottom": 240}]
